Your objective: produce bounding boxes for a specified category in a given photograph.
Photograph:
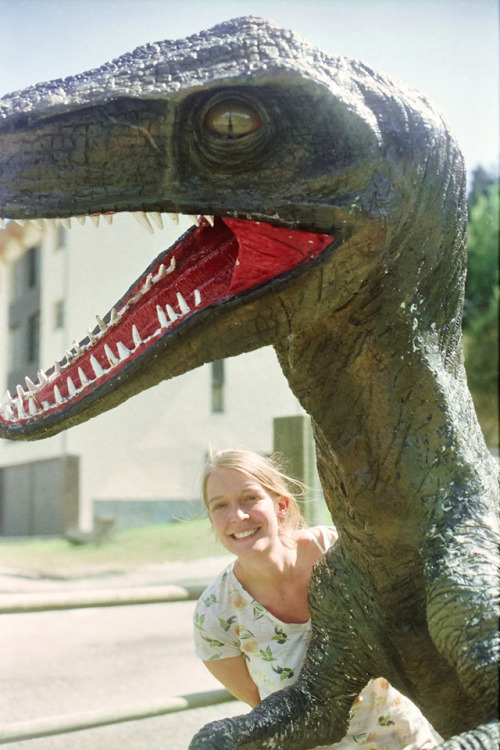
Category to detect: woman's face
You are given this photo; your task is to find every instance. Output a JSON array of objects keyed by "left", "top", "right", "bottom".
[{"left": 206, "top": 467, "right": 289, "bottom": 557}]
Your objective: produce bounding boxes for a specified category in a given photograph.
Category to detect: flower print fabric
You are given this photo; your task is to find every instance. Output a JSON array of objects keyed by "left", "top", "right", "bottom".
[{"left": 193, "top": 525, "right": 441, "bottom": 750}]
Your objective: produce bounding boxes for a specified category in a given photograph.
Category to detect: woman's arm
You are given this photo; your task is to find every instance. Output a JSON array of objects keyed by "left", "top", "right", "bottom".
[{"left": 202, "top": 655, "right": 261, "bottom": 707}]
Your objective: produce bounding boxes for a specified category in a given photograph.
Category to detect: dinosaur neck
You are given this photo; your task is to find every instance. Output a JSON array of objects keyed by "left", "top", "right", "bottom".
[{"left": 274, "top": 299, "right": 482, "bottom": 555}]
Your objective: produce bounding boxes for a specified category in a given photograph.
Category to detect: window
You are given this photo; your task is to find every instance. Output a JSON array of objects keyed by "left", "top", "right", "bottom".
[
  {"left": 55, "top": 226, "right": 67, "bottom": 250},
  {"left": 9, "top": 324, "right": 23, "bottom": 370},
  {"left": 27, "top": 312, "right": 40, "bottom": 364},
  {"left": 27, "top": 245, "right": 39, "bottom": 288},
  {"left": 54, "top": 300, "right": 65, "bottom": 330},
  {"left": 211, "top": 359, "right": 225, "bottom": 413}
]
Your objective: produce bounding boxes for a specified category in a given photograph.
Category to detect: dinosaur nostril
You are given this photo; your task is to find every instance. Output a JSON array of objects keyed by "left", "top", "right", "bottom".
[{"left": 203, "top": 99, "right": 262, "bottom": 139}]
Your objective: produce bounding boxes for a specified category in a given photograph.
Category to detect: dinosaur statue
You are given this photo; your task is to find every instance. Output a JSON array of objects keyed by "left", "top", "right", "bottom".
[{"left": 0, "top": 16, "right": 498, "bottom": 750}]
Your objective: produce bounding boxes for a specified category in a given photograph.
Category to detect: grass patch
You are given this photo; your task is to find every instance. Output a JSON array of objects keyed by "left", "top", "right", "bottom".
[{"left": 0, "top": 517, "right": 226, "bottom": 577}]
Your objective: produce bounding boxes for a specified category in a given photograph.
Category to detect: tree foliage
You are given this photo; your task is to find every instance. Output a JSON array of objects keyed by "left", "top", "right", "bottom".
[{"left": 463, "top": 169, "right": 499, "bottom": 446}]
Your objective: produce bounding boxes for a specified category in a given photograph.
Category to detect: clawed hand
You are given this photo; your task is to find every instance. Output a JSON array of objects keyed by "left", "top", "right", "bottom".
[{"left": 189, "top": 719, "right": 237, "bottom": 750}]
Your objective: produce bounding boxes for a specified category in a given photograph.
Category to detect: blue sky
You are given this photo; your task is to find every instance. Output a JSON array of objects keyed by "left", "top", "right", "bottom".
[{"left": 0, "top": 0, "right": 498, "bottom": 180}]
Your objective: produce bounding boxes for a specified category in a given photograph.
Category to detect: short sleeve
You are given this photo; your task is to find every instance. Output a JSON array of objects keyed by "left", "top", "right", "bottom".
[
  {"left": 325, "top": 526, "right": 338, "bottom": 548},
  {"left": 193, "top": 582, "right": 242, "bottom": 661}
]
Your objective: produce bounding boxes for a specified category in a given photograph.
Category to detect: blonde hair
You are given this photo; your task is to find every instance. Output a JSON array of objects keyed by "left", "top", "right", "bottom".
[{"left": 201, "top": 447, "right": 307, "bottom": 532}]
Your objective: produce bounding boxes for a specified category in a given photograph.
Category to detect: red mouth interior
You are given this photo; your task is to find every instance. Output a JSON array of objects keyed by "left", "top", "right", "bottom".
[{"left": 8, "top": 217, "right": 333, "bottom": 420}]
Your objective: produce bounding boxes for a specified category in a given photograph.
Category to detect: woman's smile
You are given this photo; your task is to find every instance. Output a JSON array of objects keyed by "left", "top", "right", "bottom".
[{"left": 231, "top": 528, "right": 260, "bottom": 540}]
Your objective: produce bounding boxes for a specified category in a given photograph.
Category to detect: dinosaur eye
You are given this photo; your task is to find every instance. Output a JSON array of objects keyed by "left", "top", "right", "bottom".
[{"left": 203, "top": 99, "right": 262, "bottom": 139}]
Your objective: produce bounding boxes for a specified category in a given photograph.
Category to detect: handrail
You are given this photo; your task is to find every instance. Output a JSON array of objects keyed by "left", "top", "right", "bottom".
[
  {"left": 0, "top": 689, "right": 236, "bottom": 744},
  {"left": 0, "top": 583, "right": 206, "bottom": 613}
]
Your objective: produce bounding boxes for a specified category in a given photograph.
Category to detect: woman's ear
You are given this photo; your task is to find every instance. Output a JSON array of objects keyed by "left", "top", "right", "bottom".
[{"left": 276, "top": 495, "right": 290, "bottom": 519}]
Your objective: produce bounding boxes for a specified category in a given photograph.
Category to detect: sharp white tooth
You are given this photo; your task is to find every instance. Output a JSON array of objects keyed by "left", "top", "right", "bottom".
[
  {"left": 16, "top": 385, "right": 26, "bottom": 400},
  {"left": 110, "top": 308, "right": 119, "bottom": 325},
  {"left": 91, "top": 355, "right": 104, "bottom": 378},
  {"left": 2, "top": 402, "right": 14, "bottom": 419},
  {"left": 132, "top": 325, "right": 142, "bottom": 348},
  {"left": 78, "top": 367, "right": 90, "bottom": 387},
  {"left": 90, "top": 215, "right": 100, "bottom": 227},
  {"left": 60, "top": 217, "right": 71, "bottom": 229},
  {"left": 132, "top": 211, "right": 154, "bottom": 233},
  {"left": 166, "top": 213, "right": 179, "bottom": 225},
  {"left": 96, "top": 315, "right": 107, "bottom": 332},
  {"left": 28, "top": 396, "right": 40, "bottom": 415},
  {"left": 104, "top": 344, "right": 118, "bottom": 367},
  {"left": 4, "top": 390, "right": 13, "bottom": 405},
  {"left": 32, "top": 219, "right": 45, "bottom": 229},
  {"left": 76, "top": 216, "right": 87, "bottom": 226},
  {"left": 176, "top": 292, "right": 190, "bottom": 314},
  {"left": 25, "top": 376, "right": 37, "bottom": 392},
  {"left": 16, "top": 399, "right": 27, "bottom": 419},
  {"left": 42, "top": 401, "right": 50, "bottom": 411},
  {"left": 65, "top": 349, "right": 76, "bottom": 364},
  {"left": 149, "top": 212, "right": 164, "bottom": 229},
  {"left": 166, "top": 304, "right": 178, "bottom": 323},
  {"left": 87, "top": 328, "right": 97, "bottom": 344},
  {"left": 54, "top": 361, "right": 62, "bottom": 375},
  {"left": 156, "top": 264, "right": 167, "bottom": 281},
  {"left": 157, "top": 305, "right": 169, "bottom": 328},
  {"left": 189, "top": 215, "right": 200, "bottom": 227},
  {"left": 38, "top": 369, "right": 49, "bottom": 387},
  {"left": 205, "top": 215, "right": 215, "bottom": 227},
  {"left": 72, "top": 340, "right": 83, "bottom": 354},
  {"left": 194, "top": 289, "right": 202, "bottom": 306},
  {"left": 143, "top": 273, "right": 153, "bottom": 293},
  {"left": 54, "top": 385, "right": 63, "bottom": 404},
  {"left": 67, "top": 376, "right": 77, "bottom": 396},
  {"left": 117, "top": 341, "right": 130, "bottom": 360},
  {"left": 47, "top": 218, "right": 58, "bottom": 228},
  {"left": 167, "top": 257, "right": 176, "bottom": 273},
  {"left": 103, "top": 214, "right": 113, "bottom": 225}
]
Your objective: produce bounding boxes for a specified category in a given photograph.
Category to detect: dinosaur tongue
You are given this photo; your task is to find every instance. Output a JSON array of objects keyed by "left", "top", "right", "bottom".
[{"left": 223, "top": 217, "right": 333, "bottom": 294}]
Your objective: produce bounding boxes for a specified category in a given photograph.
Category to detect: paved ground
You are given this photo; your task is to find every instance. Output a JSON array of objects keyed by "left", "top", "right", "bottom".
[{"left": 0, "top": 555, "right": 249, "bottom": 750}]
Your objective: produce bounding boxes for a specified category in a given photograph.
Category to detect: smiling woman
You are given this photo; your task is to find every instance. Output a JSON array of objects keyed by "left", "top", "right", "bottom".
[{"left": 192, "top": 448, "right": 442, "bottom": 749}]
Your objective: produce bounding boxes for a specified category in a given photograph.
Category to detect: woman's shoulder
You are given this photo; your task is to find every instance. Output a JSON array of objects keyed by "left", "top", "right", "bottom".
[
  {"left": 298, "top": 525, "right": 338, "bottom": 554},
  {"left": 200, "top": 560, "right": 234, "bottom": 592},
  {"left": 196, "top": 561, "right": 239, "bottom": 609}
]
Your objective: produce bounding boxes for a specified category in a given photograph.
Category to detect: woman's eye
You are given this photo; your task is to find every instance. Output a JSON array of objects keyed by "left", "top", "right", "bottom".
[
  {"left": 211, "top": 502, "right": 225, "bottom": 511},
  {"left": 203, "top": 99, "right": 262, "bottom": 139}
]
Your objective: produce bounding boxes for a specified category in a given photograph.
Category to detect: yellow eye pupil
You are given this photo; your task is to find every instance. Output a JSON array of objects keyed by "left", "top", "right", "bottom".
[{"left": 203, "top": 99, "right": 262, "bottom": 139}]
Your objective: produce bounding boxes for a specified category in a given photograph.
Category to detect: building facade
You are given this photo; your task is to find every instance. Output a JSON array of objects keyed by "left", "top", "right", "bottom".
[{"left": 0, "top": 215, "right": 305, "bottom": 535}]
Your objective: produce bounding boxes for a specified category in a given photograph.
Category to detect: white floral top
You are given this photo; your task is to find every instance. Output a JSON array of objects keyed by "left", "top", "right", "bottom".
[{"left": 193, "top": 526, "right": 440, "bottom": 750}]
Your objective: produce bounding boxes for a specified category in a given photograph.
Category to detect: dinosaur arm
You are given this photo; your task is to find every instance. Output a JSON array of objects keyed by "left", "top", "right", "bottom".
[
  {"left": 189, "top": 686, "right": 346, "bottom": 750},
  {"left": 423, "top": 522, "right": 500, "bottom": 721}
]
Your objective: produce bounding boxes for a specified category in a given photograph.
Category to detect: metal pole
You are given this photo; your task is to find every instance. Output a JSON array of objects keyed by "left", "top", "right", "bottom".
[
  {"left": 0, "top": 689, "right": 236, "bottom": 744},
  {"left": 0, "top": 583, "right": 207, "bottom": 614}
]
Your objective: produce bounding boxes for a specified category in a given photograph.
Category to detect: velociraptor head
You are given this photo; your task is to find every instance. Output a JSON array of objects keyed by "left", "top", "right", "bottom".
[{"left": 0, "top": 17, "right": 466, "bottom": 440}]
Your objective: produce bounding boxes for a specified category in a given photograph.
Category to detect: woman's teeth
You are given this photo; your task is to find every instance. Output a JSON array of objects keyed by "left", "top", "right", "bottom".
[{"left": 233, "top": 529, "right": 258, "bottom": 539}]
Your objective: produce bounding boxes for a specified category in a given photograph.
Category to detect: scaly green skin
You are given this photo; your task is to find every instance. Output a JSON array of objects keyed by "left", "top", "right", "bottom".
[{"left": 0, "top": 17, "right": 498, "bottom": 750}]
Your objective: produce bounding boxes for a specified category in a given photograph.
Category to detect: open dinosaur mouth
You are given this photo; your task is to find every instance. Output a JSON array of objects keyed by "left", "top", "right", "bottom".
[{"left": 0, "top": 215, "right": 333, "bottom": 428}]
